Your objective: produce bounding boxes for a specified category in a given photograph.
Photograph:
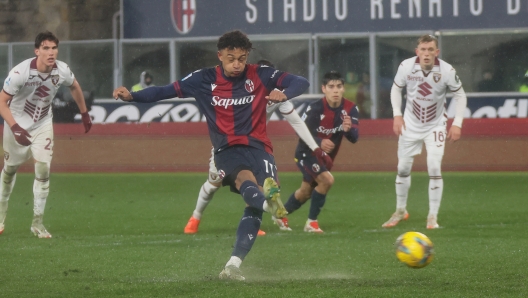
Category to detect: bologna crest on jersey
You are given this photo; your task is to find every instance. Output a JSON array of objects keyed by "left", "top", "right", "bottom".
[
  {"left": 340, "top": 109, "right": 348, "bottom": 120},
  {"left": 312, "top": 163, "right": 320, "bottom": 173},
  {"left": 245, "top": 79, "right": 255, "bottom": 93},
  {"left": 433, "top": 73, "right": 441, "bottom": 83},
  {"left": 171, "top": 0, "right": 196, "bottom": 35}
]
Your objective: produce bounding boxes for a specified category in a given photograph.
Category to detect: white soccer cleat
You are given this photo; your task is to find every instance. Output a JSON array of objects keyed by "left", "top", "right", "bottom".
[
  {"left": 304, "top": 220, "right": 323, "bottom": 233},
  {"left": 219, "top": 265, "right": 245, "bottom": 281},
  {"left": 426, "top": 215, "right": 440, "bottom": 229},
  {"left": 31, "top": 224, "right": 52, "bottom": 238},
  {"left": 382, "top": 208, "right": 409, "bottom": 228},
  {"left": 272, "top": 216, "right": 292, "bottom": 231}
]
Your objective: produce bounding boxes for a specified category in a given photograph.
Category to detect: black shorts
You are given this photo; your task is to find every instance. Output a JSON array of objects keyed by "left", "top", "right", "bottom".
[
  {"left": 294, "top": 151, "right": 329, "bottom": 187},
  {"left": 215, "top": 146, "right": 279, "bottom": 193}
]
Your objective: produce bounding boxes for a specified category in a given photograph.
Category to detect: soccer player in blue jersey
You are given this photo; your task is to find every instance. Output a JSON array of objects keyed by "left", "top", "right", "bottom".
[
  {"left": 277, "top": 71, "right": 359, "bottom": 233},
  {"left": 113, "top": 30, "right": 310, "bottom": 281},
  {"left": 183, "top": 59, "right": 332, "bottom": 237}
]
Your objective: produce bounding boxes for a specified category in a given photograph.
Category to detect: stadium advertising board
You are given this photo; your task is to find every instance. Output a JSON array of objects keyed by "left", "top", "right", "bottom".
[
  {"left": 123, "top": 0, "right": 528, "bottom": 39},
  {"left": 86, "top": 95, "right": 528, "bottom": 123}
]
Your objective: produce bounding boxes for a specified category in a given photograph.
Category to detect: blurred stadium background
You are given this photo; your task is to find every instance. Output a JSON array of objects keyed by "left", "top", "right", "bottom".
[{"left": 0, "top": 0, "right": 526, "bottom": 173}]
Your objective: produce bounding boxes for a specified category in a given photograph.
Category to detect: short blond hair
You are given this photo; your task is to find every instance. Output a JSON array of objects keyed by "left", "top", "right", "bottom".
[{"left": 417, "top": 34, "right": 438, "bottom": 48}]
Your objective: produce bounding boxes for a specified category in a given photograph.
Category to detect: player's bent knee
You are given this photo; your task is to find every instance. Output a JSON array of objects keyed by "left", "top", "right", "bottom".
[
  {"left": 3, "top": 165, "right": 19, "bottom": 176},
  {"left": 427, "top": 155, "right": 443, "bottom": 177},
  {"left": 208, "top": 171, "right": 223, "bottom": 184},
  {"left": 34, "top": 161, "right": 51, "bottom": 180},
  {"left": 397, "top": 157, "right": 414, "bottom": 177}
]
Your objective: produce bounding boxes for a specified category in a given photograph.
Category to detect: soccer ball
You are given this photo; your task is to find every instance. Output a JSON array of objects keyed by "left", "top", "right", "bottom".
[{"left": 395, "top": 231, "right": 434, "bottom": 268}]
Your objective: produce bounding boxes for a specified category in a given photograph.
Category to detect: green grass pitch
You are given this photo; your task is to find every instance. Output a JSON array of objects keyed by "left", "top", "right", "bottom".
[{"left": 0, "top": 172, "right": 526, "bottom": 297}]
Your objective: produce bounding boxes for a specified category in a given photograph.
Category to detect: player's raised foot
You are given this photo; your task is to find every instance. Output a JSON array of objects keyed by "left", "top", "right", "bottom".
[
  {"left": 263, "top": 178, "right": 288, "bottom": 218},
  {"left": 184, "top": 216, "right": 200, "bottom": 234},
  {"left": 257, "top": 229, "right": 266, "bottom": 236},
  {"left": 304, "top": 220, "right": 323, "bottom": 233},
  {"left": 30, "top": 224, "right": 52, "bottom": 238},
  {"left": 426, "top": 215, "right": 440, "bottom": 229},
  {"left": 382, "top": 208, "right": 409, "bottom": 228},
  {"left": 272, "top": 215, "right": 292, "bottom": 231},
  {"left": 219, "top": 265, "right": 245, "bottom": 281},
  {"left": 0, "top": 223, "right": 4, "bottom": 235}
]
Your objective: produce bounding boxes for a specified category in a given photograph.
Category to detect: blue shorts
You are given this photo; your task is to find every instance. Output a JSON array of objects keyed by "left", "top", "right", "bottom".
[
  {"left": 294, "top": 151, "right": 329, "bottom": 187},
  {"left": 215, "top": 146, "right": 279, "bottom": 193}
]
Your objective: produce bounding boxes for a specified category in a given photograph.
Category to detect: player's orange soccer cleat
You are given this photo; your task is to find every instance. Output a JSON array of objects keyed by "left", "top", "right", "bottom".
[
  {"left": 426, "top": 214, "right": 440, "bottom": 229},
  {"left": 257, "top": 229, "right": 266, "bottom": 236},
  {"left": 0, "top": 223, "right": 4, "bottom": 235},
  {"left": 382, "top": 209, "right": 409, "bottom": 228},
  {"left": 273, "top": 216, "right": 292, "bottom": 231},
  {"left": 304, "top": 220, "right": 323, "bottom": 233},
  {"left": 184, "top": 216, "right": 200, "bottom": 234}
]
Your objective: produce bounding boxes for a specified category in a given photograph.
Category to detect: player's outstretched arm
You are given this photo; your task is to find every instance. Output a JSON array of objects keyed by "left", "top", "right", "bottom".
[
  {"left": 113, "top": 86, "right": 133, "bottom": 101},
  {"left": 69, "top": 79, "right": 92, "bottom": 133},
  {"left": 114, "top": 84, "right": 179, "bottom": 103}
]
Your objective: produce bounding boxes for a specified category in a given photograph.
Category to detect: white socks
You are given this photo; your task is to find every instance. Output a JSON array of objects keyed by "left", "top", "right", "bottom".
[
  {"left": 428, "top": 177, "right": 443, "bottom": 217},
  {"left": 395, "top": 175, "right": 411, "bottom": 210},
  {"left": 33, "top": 178, "right": 50, "bottom": 220},
  {"left": 192, "top": 180, "right": 219, "bottom": 220},
  {"left": 226, "top": 256, "right": 242, "bottom": 268}
]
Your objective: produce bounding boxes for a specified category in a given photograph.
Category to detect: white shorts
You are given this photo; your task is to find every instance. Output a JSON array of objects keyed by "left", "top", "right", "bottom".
[
  {"left": 397, "top": 125, "right": 446, "bottom": 158},
  {"left": 207, "top": 147, "right": 222, "bottom": 183},
  {"left": 3, "top": 122, "right": 54, "bottom": 166}
]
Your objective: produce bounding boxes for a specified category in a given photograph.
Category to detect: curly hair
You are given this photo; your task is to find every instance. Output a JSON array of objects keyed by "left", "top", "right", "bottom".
[
  {"left": 217, "top": 30, "right": 253, "bottom": 52},
  {"left": 35, "top": 31, "right": 59, "bottom": 49}
]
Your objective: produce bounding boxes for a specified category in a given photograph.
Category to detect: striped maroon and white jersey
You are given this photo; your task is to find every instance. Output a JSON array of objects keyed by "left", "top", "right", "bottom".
[
  {"left": 2, "top": 58, "right": 74, "bottom": 130},
  {"left": 394, "top": 56, "right": 462, "bottom": 134}
]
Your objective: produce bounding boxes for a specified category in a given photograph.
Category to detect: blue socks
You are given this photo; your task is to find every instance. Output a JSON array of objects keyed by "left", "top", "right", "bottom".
[
  {"left": 308, "top": 190, "right": 326, "bottom": 220},
  {"left": 232, "top": 207, "right": 263, "bottom": 260},
  {"left": 284, "top": 192, "right": 303, "bottom": 214},
  {"left": 239, "top": 180, "right": 266, "bottom": 210}
]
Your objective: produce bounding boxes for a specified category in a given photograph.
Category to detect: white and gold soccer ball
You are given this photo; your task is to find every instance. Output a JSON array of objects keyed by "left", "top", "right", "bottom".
[{"left": 395, "top": 231, "right": 434, "bottom": 268}]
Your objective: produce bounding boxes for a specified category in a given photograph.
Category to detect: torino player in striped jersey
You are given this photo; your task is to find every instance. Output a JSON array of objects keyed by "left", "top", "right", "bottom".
[
  {"left": 0, "top": 31, "right": 92, "bottom": 238},
  {"left": 382, "top": 34, "right": 467, "bottom": 229},
  {"left": 113, "top": 30, "right": 316, "bottom": 281},
  {"left": 183, "top": 59, "right": 332, "bottom": 237}
]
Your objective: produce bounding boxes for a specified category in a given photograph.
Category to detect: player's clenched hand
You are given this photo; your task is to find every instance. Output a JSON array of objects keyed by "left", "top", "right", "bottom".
[
  {"left": 447, "top": 125, "right": 461, "bottom": 143},
  {"left": 81, "top": 112, "right": 92, "bottom": 133},
  {"left": 113, "top": 87, "right": 133, "bottom": 102},
  {"left": 393, "top": 116, "right": 406, "bottom": 136},
  {"left": 313, "top": 148, "right": 333, "bottom": 170},
  {"left": 342, "top": 115, "right": 352, "bottom": 132},
  {"left": 320, "top": 139, "right": 335, "bottom": 154},
  {"left": 265, "top": 89, "right": 287, "bottom": 103},
  {"left": 11, "top": 123, "right": 31, "bottom": 146}
]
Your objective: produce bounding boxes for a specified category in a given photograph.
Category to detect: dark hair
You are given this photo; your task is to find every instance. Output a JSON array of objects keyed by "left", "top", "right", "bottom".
[
  {"left": 217, "top": 30, "right": 253, "bottom": 52},
  {"left": 322, "top": 71, "right": 344, "bottom": 85},
  {"left": 417, "top": 34, "right": 438, "bottom": 48},
  {"left": 34, "top": 31, "right": 59, "bottom": 49},
  {"left": 257, "top": 59, "right": 274, "bottom": 68}
]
